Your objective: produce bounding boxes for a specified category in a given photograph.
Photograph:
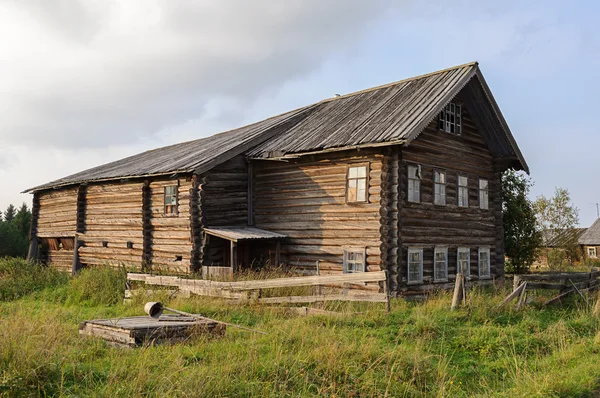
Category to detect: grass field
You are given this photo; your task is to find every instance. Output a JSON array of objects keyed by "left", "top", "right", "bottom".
[{"left": 2, "top": 258, "right": 600, "bottom": 397}]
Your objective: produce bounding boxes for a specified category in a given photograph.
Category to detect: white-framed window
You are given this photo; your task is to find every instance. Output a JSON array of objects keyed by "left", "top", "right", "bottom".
[
  {"left": 347, "top": 165, "right": 368, "bottom": 203},
  {"left": 479, "top": 179, "right": 489, "bottom": 210},
  {"left": 588, "top": 247, "right": 598, "bottom": 259},
  {"left": 438, "top": 102, "right": 462, "bottom": 134},
  {"left": 343, "top": 248, "right": 366, "bottom": 273},
  {"left": 434, "top": 170, "right": 446, "bottom": 205},
  {"left": 164, "top": 186, "right": 178, "bottom": 215},
  {"left": 408, "top": 164, "right": 421, "bottom": 203},
  {"left": 458, "top": 175, "right": 469, "bottom": 207},
  {"left": 434, "top": 246, "right": 448, "bottom": 281},
  {"left": 478, "top": 247, "right": 491, "bottom": 278},
  {"left": 457, "top": 247, "right": 470, "bottom": 277},
  {"left": 407, "top": 248, "right": 423, "bottom": 283}
]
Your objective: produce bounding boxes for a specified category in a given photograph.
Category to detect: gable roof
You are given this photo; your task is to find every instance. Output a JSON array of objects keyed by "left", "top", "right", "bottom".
[
  {"left": 26, "top": 61, "right": 527, "bottom": 193},
  {"left": 579, "top": 219, "right": 600, "bottom": 245},
  {"left": 542, "top": 228, "right": 587, "bottom": 248},
  {"left": 247, "top": 62, "right": 528, "bottom": 173}
]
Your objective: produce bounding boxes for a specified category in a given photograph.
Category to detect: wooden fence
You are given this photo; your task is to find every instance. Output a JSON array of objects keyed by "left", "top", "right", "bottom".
[{"left": 127, "top": 271, "right": 390, "bottom": 309}]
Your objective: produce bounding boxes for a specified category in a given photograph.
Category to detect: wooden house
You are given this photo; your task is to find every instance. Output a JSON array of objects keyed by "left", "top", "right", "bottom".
[
  {"left": 25, "top": 62, "right": 528, "bottom": 295},
  {"left": 579, "top": 219, "right": 600, "bottom": 260}
]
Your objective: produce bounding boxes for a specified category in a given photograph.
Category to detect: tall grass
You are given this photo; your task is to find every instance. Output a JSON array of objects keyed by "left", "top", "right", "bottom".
[{"left": 1, "top": 257, "right": 600, "bottom": 396}]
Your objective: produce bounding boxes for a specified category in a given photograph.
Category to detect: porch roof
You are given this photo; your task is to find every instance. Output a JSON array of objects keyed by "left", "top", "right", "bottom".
[{"left": 204, "top": 227, "right": 286, "bottom": 242}]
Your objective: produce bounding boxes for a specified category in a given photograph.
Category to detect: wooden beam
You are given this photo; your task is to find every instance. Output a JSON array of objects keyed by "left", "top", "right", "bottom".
[
  {"left": 247, "top": 161, "right": 254, "bottom": 226},
  {"left": 142, "top": 180, "right": 153, "bottom": 270},
  {"left": 275, "top": 240, "right": 281, "bottom": 267},
  {"left": 231, "top": 241, "right": 238, "bottom": 273}
]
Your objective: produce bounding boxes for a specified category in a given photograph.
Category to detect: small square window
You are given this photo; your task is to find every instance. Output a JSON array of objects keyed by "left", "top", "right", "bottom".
[
  {"left": 407, "top": 248, "right": 423, "bottom": 283},
  {"left": 102, "top": 241, "right": 108, "bottom": 248},
  {"left": 434, "top": 170, "right": 446, "bottom": 206},
  {"left": 434, "top": 247, "right": 448, "bottom": 281},
  {"left": 457, "top": 247, "right": 470, "bottom": 277},
  {"left": 458, "top": 175, "right": 469, "bottom": 207},
  {"left": 588, "top": 247, "right": 597, "bottom": 259},
  {"left": 408, "top": 165, "right": 421, "bottom": 203},
  {"left": 478, "top": 247, "right": 491, "bottom": 278},
  {"left": 344, "top": 249, "right": 365, "bottom": 273},
  {"left": 127, "top": 241, "right": 134, "bottom": 249},
  {"left": 439, "top": 102, "right": 462, "bottom": 135},
  {"left": 347, "top": 165, "right": 368, "bottom": 203},
  {"left": 479, "top": 179, "right": 489, "bottom": 210},
  {"left": 165, "top": 186, "right": 178, "bottom": 215}
]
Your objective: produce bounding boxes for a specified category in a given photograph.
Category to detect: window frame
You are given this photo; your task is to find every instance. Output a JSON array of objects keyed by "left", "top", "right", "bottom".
[
  {"left": 346, "top": 163, "right": 370, "bottom": 204},
  {"left": 434, "top": 246, "right": 448, "bottom": 282},
  {"left": 457, "top": 174, "right": 469, "bottom": 208},
  {"left": 407, "top": 164, "right": 421, "bottom": 203},
  {"left": 588, "top": 247, "right": 598, "bottom": 259},
  {"left": 457, "top": 247, "right": 471, "bottom": 277},
  {"left": 343, "top": 248, "right": 366, "bottom": 273},
  {"left": 164, "top": 185, "right": 179, "bottom": 216},
  {"left": 478, "top": 247, "right": 491, "bottom": 279},
  {"left": 479, "top": 178, "right": 489, "bottom": 210},
  {"left": 407, "top": 247, "right": 424, "bottom": 284},
  {"left": 438, "top": 102, "right": 462, "bottom": 135},
  {"left": 433, "top": 169, "right": 447, "bottom": 206}
]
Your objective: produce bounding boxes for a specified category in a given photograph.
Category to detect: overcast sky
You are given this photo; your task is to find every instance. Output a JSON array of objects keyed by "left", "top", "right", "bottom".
[{"left": 0, "top": 0, "right": 598, "bottom": 225}]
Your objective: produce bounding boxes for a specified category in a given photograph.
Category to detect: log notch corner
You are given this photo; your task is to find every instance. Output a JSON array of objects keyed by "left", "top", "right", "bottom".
[
  {"left": 189, "top": 174, "right": 204, "bottom": 272},
  {"left": 379, "top": 148, "right": 400, "bottom": 294},
  {"left": 26, "top": 192, "right": 41, "bottom": 262}
]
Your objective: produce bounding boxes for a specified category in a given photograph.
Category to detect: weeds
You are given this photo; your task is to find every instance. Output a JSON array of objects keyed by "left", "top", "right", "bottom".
[{"left": 1, "top": 257, "right": 600, "bottom": 396}]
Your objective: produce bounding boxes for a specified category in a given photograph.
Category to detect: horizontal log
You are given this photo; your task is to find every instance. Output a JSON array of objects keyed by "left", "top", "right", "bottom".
[{"left": 258, "top": 293, "right": 388, "bottom": 304}]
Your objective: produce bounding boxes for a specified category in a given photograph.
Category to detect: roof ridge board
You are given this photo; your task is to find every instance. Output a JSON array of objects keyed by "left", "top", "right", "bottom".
[
  {"left": 371, "top": 67, "right": 472, "bottom": 144},
  {"left": 317, "top": 61, "right": 478, "bottom": 105},
  {"left": 312, "top": 85, "right": 406, "bottom": 150},
  {"left": 399, "top": 66, "right": 478, "bottom": 145},
  {"left": 332, "top": 81, "right": 417, "bottom": 147}
]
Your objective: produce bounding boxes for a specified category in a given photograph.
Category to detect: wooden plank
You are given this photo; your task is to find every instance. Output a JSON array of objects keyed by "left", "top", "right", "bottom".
[{"left": 258, "top": 293, "right": 388, "bottom": 304}]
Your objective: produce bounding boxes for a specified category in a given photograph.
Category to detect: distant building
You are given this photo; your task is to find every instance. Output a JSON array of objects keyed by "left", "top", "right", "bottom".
[{"left": 579, "top": 219, "right": 600, "bottom": 260}]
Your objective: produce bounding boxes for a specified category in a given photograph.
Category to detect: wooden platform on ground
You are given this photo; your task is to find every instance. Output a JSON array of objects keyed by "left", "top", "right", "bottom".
[{"left": 79, "top": 314, "right": 225, "bottom": 347}]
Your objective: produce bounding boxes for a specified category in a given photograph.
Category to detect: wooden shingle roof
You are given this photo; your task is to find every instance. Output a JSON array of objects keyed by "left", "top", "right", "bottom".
[
  {"left": 579, "top": 219, "right": 600, "bottom": 245},
  {"left": 27, "top": 62, "right": 528, "bottom": 192}
]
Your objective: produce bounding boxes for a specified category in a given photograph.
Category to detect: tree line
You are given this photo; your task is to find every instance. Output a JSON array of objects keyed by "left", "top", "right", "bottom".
[{"left": 0, "top": 203, "right": 32, "bottom": 258}]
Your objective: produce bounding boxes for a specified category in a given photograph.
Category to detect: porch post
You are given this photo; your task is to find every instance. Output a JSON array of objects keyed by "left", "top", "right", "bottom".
[
  {"left": 230, "top": 241, "right": 238, "bottom": 273},
  {"left": 275, "top": 240, "right": 281, "bottom": 267}
]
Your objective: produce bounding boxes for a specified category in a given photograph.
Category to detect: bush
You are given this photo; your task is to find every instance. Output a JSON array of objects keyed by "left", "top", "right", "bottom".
[
  {"left": 63, "top": 266, "right": 127, "bottom": 306},
  {"left": 0, "top": 257, "right": 68, "bottom": 301}
]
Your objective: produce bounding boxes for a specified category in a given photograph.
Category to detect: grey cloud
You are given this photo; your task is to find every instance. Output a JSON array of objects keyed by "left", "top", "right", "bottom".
[{"left": 1, "top": 0, "right": 394, "bottom": 149}]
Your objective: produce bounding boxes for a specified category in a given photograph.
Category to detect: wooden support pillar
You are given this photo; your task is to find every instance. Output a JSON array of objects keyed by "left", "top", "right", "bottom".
[
  {"left": 247, "top": 161, "right": 254, "bottom": 226},
  {"left": 72, "top": 185, "right": 87, "bottom": 274},
  {"left": 27, "top": 192, "right": 40, "bottom": 262},
  {"left": 231, "top": 241, "right": 238, "bottom": 273},
  {"left": 142, "top": 180, "right": 153, "bottom": 270},
  {"left": 71, "top": 236, "right": 83, "bottom": 276},
  {"left": 275, "top": 240, "right": 281, "bottom": 267},
  {"left": 189, "top": 175, "right": 202, "bottom": 272}
]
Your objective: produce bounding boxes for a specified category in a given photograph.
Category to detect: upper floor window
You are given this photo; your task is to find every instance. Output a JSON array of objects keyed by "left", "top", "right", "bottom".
[
  {"left": 588, "top": 247, "right": 598, "bottom": 259},
  {"left": 347, "top": 165, "right": 368, "bottom": 203},
  {"left": 457, "top": 247, "right": 470, "bottom": 277},
  {"left": 458, "top": 175, "right": 469, "bottom": 207},
  {"left": 478, "top": 247, "right": 491, "bottom": 278},
  {"left": 479, "top": 179, "right": 489, "bottom": 210},
  {"left": 439, "top": 102, "right": 462, "bottom": 134},
  {"left": 408, "top": 164, "right": 421, "bottom": 203},
  {"left": 434, "top": 246, "right": 448, "bottom": 282},
  {"left": 407, "top": 247, "right": 423, "bottom": 283},
  {"left": 434, "top": 170, "right": 446, "bottom": 205},
  {"left": 164, "top": 186, "right": 178, "bottom": 215},
  {"left": 343, "top": 249, "right": 365, "bottom": 273}
]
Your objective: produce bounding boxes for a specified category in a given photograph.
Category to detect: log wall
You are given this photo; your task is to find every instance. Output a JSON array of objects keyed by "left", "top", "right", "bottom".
[
  {"left": 397, "top": 106, "right": 502, "bottom": 291},
  {"left": 149, "top": 178, "right": 193, "bottom": 273},
  {"left": 79, "top": 182, "right": 144, "bottom": 268},
  {"left": 253, "top": 151, "right": 384, "bottom": 274},
  {"left": 37, "top": 188, "right": 78, "bottom": 237}
]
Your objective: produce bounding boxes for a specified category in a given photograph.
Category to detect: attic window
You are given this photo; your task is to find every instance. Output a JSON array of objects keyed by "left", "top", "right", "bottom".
[
  {"left": 408, "top": 164, "right": 421, "bottom": 203},
  {"left": 164, "top": 186, "right": 178, "bottom": 215},
  {"left": 439, "top": 102, "right": 462, "bottom": 134}
]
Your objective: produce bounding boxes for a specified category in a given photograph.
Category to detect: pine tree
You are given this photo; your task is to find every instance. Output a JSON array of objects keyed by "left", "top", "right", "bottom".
[
  {"left": 4, "top": 204, "right": 16, "bottom": 222},
  {"left": 13, "top": 203, "right": 32, "bottom": 238}
]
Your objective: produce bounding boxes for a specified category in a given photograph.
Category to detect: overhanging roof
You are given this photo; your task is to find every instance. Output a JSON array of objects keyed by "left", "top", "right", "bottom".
[
  {"left": 26, "top": 61, "right": 529, "bottom": 192},
  {"left": 579, "top": 219, "right": 600, "bottom": 245},
  {"left": 204, "top": 227, "right": 286, "bottom": 242}
]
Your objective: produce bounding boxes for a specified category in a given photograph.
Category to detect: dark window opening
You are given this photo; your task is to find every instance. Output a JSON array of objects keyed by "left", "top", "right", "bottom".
[
  {"left": 127, "top": 241, "right": 134, "bottom": 249},
  {"left": 102, "top": 241, "right": 108, "bottom": 248},
  {"left": 175, "top": 255, "right": 183, "bottom": 262}
]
